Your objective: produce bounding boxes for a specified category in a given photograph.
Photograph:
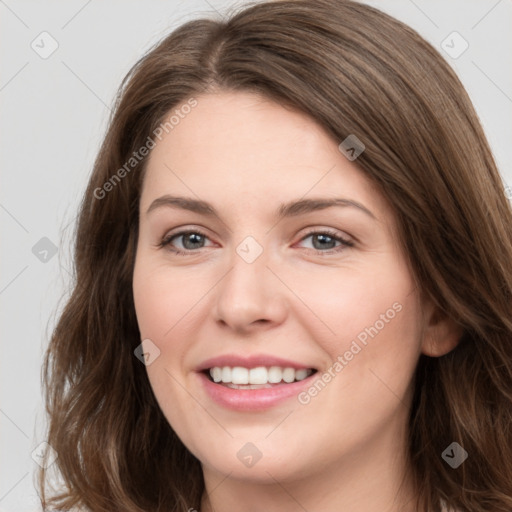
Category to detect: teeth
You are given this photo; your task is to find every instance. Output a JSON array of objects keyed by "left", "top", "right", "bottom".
[
  {"left": 221, "top": 367, "right": 231, "bottom": 383},
  {"left": 268, "top": 366, "right": 282, "bottom": 383},
  {"left": 208, "top": 366, "right": 314, "bottom": 385},
  {"left": 295, "top": 368, "right": 309, "bottom": 381},
  {"left": 249, "top": 367, "right": 268, "bottom": 384},
  {"left": 211, "top": 367, "right": 222, "bottom": 382},
  {"left": 231, "top": 367, "right": 249, "bottom": 384},
  {"left": 282, "top": 368, "right": 295, "bottom": 383}
]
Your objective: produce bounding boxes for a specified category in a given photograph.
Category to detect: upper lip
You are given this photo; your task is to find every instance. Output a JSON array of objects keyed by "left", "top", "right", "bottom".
[{"left": 196, "top": 354, "right": 317, "bottom": 372}]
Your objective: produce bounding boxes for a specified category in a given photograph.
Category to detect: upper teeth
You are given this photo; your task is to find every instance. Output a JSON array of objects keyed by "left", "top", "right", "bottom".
[{"left": 209, "top": 366, "right": 313, "bottom": 385}]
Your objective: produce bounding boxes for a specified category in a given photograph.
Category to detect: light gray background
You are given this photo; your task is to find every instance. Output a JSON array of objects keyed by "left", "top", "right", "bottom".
[{"left": 1, "top": 0, "right": 511, "bottom": 510}]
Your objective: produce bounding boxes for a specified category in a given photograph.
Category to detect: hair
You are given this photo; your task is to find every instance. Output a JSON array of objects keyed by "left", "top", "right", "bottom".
[{"left": 38, "top": 0, "right": 512, "bottom": 511}]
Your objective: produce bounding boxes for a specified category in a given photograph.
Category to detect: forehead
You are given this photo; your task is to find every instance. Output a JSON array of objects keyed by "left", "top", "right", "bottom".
[{"left": 141, "top": 91, "right": 392, "bottom": 223}]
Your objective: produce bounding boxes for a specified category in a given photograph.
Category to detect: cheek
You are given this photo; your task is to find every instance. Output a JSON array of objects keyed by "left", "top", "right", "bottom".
[
  {"left": 132, "top": 257, "right": 216, "bottom": 412},
  {"left": 307, "top": 264, "right": 422, "bottom": 410},
  {"left": 133, "top": 271, "right": 172, "bottom": 340},
  {"left": 287, "top": 263, "right": 422, "bottom": 453},
  {"left": 292, "top": 259, "right": 423, "bottom": 420},
  {"left": 132, "top": 260, "right": 202, "bottom": 429},
  {"left": 132, "top": 260, "right": 188, "bottom": 407},
  {"left": 284, "top": 257, "right": 420, "bottom": 359},
  {"left": 132, "top": 259, "right": 208, "bottom": 343}
]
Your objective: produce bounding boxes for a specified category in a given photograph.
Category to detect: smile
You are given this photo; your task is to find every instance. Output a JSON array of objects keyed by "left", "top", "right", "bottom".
[
  {"left": 207, "top": 366, "right": 315, "bottom": 387},
  {"left": 197, "top": 367, "right": 319, "bottom": 411}
]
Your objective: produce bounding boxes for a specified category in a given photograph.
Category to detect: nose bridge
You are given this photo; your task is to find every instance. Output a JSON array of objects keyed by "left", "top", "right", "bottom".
[{"left": 213, "top": 234, "right": 286, "bottom": 329}]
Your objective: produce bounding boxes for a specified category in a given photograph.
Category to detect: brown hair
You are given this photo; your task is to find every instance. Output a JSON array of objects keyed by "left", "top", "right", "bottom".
[{"left": 38, "top": 1, "right": 512, "bottom": 510}]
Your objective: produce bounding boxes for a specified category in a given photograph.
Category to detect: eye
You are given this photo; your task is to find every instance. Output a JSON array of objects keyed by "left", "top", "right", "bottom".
[
  {"left": 297, "top": 229, "right": 354, "bottom": 254},
  {"left": 157, "top": 228, "right": 354, "bottom": 256},
  {"left": 158, "top": 230, "right": 214, "bottom": 255}
]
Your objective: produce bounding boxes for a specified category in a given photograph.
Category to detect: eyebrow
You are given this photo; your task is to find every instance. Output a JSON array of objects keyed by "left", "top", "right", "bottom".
[{"left": 146, "top": 194, "right": 376, "bottom": 220}]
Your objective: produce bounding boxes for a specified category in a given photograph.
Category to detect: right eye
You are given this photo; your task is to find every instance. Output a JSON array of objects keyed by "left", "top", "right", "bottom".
[{"left": 159, "top": 230, "right": 214, "bottom": 255}]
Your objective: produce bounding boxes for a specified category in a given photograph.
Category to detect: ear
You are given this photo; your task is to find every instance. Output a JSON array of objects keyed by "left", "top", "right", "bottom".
[{"left": 421, "top": 301, "right": 464, "bottom": 357}]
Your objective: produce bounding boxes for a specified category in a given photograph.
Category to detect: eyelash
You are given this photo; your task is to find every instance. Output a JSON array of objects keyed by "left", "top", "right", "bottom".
[{"left": 157, "top": 228, "right": 354, "bottom": 256}]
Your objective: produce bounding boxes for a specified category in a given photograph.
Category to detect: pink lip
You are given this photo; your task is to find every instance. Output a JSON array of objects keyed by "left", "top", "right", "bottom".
[
  {"left": 196, "top": 354, "right": 316, "bottom": 372},
  {"left": 196, "top": 371, "right": 318, "bottom": 411}
]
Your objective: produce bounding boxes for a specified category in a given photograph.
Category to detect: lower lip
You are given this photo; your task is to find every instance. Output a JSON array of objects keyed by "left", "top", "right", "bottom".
[{"left": 197, "top": 371, "right": 317, "bottom": 411}]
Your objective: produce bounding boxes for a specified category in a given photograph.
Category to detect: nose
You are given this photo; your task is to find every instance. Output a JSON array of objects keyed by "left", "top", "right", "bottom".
[{"left": 212, "top": 244, "right": 288, "bottom": 334}]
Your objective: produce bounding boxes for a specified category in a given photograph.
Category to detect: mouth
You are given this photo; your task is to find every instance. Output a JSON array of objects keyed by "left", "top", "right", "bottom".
[
  {"left": 195, "top": 355, "right": 320, "bottom": 410},
  {"left": 201, "top": 366, "right": 318, "bottom": 390}
]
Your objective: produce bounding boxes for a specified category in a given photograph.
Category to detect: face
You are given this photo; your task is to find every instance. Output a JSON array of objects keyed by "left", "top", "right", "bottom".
[{"left": 132, "top": 91, "right": 427, "bottom": 484}]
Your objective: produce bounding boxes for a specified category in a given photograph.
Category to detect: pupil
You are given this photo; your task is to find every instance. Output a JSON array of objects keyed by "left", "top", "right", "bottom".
[
  {"left": 184, "top": 233, "right": 204, "bottom": 249},
  {"left": 313, "top": 234, "right": 335, "bottom": 250}
]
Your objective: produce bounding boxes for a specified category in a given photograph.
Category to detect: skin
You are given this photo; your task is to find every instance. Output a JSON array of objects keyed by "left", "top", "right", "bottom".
[{"left": 132, "top": 91, "right": 462, "bottom": 512}]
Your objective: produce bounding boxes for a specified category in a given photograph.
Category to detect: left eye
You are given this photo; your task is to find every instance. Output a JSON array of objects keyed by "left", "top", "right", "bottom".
[{"left": 297, "top": 231, "right": 353, "bottom": 252}]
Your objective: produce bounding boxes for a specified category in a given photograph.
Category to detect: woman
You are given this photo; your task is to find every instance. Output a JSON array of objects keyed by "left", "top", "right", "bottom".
[{"left": 39, "top": 1, "right": 512, "bottom": 511}]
